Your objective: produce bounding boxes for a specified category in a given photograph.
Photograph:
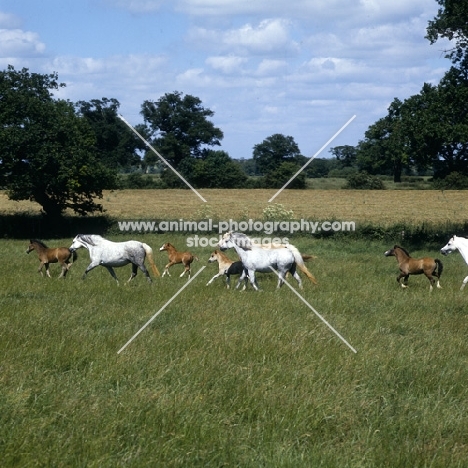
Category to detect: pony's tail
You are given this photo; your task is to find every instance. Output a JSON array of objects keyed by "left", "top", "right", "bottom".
[
  {"left": 286, "top": 244, "right": 318, "bottom": 285},
  {"left": 143, "top": 243, "right": 161, "bottom": 277},
  {"left": 71, "top": 250, "right": 78, "bottom": 262},
  {"left": 301, "top": 254, "right": 316, "bottom": 262},
  {"left": 435, "top": 258, "right": 443, "bottom": 278}
]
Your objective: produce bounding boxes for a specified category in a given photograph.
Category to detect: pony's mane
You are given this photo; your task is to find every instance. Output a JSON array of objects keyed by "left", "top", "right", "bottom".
[
  {"left": 229, "top": 232, "right": 253, "bottom": 250},
  {"left": 30, "top": 239, "right": 48, "bottom": 248},
  {"left": 394, "top": 245, "right": 411, "bottom": 257},
  {"left": 212, "top": 249, "right": 232, "bottom": 261},
  {"left": 77, "top": 234, "right": 102, "bottom": 246}
]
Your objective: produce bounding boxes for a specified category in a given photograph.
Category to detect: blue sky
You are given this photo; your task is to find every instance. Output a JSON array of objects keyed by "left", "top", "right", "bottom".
[{"left": 0, "top": 0, "right": 451, "bottom": 160}]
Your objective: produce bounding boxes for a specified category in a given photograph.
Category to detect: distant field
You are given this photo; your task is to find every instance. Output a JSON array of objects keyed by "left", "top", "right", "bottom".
[{"left": 2, "top": 189, "right": 467, "bottom": 225}]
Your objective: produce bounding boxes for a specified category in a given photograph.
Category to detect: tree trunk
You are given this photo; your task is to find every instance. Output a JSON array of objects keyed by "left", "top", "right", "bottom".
[{"left": 393, "top": 159, "right": 402, "bottom": 183}]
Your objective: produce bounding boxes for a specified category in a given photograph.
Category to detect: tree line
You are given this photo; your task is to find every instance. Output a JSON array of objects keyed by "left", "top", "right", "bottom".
[
  {"left": 0, "top": 65, "right": 328, "bottom": 217},
  {"left": 1, "top": 0, "right": 467, "bottom": 217}
]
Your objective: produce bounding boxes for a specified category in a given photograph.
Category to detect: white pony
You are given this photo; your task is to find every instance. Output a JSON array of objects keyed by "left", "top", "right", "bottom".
[
  {"left": 69, "top": 234, "right": 160, "bottom": 284},
  {"left": 218, "top": 232, "right": 317, "bottom": 291},
  {"left": 440, "top": 235, "right": 468, "bottom": 290}
]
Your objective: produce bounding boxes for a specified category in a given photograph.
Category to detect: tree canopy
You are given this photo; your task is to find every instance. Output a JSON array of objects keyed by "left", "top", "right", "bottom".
[
  {"left": 140, "top": 91, "right": 223, "bottom": 168},
  {"left": 253, "top": 134, "right": 302, "bottom": 175},
  {"left": 426, "top": 0, "right": 468, "bottom": 63},
  {"left": 0, "top": 66, "right": 117, "bottom": 218},
  {"left": 75, "top": 98, "right": 143, "bottom": 170}
]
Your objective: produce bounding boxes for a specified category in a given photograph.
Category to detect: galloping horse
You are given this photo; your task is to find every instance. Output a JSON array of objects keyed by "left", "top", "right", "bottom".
[
  {"left": 26, "top": 239, "right": 77, "bottom": 278},
  {"left": 440, "top": 235, "right": 468, "bottom": 290},
  {"left": 384, "top": 245, "right": 443, "bottom": 291},
  {"left": 69, "top": 234, "right": 160, "bottom": 284},
  {"left": 206, "top": 250, "right": 248, "bottom": 289},
  {"left": 159, "top": 242, "right": 198, "bottom": 278},
  {"left": 218, "top": 232, "right": 317, "bottom": 291}
]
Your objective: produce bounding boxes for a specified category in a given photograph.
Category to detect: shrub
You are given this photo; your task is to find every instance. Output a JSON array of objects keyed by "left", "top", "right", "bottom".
[
  {"left": 432, "top": 172, "right": 468, "bottom": 190},
  {"left": 343, "top": 171, "right": 385, "bottom": 190},
  {"left": 262, "top": 203, "right": 295, "bottom": 221}
]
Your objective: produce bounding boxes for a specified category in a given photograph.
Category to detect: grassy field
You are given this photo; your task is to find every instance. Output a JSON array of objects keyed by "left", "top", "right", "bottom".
[
  {"left": 1, "top": 190, "right": 468, "bottom": 466},
  {"left": 2, "top": 188, "right": 468, "bottom": 226}
]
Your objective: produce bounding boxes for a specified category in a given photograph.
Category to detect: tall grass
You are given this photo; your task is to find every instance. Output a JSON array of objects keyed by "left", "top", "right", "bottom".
[{"left": 2, "top": 235, "right": 468, "bottom": 466}]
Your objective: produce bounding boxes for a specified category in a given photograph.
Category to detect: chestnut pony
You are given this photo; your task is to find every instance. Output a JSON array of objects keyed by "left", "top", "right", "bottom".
[
  {"left": 26, "top": 239, "right": 77, "bottom": 278},
  {"left": 384, "top": 245, "right": 443, "bottom": 291},
  {"left": 159, "top": 242, "right": 198, "bottom": 278}
]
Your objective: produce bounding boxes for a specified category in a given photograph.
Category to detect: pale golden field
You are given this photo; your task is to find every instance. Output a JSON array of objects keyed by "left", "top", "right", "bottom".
[{"left": 1, "top": 188, "right": 468, "bottom": 224}]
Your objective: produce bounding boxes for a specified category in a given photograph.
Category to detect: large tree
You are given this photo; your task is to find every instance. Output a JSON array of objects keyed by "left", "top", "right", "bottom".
[
  {"left": 75, "top": 97, "right": 143, "bottom": 170},
  {"left": 356, "top": 98, "right": 410, "bottom": 182},
  {"left": 404, "top": 69, "right": 468, "bottom": 177},
  {"left": 0, "top": 66, "right": 116, "bottom": 218},
  {"left": 253, "top": 134, "right": 302, "bottom": 175},
  {"left": 426, "top": 0, "right": 468, "bottom": 63},
  {"left": 140, "top": 91, "right": 223, "bottom": 169}
]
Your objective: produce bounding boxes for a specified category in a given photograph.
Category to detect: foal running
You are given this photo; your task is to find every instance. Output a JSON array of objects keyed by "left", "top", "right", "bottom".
[
  {"left": 206, "top": 250, "right": 248, "bottom": 289},
  {"left": 159, "top": 242, "right": 198, "bottom": 278},
  {"left": 384, "top": 245, "right": 443, "bottom": 291},
  {"left": 26, "top": 239, "right": 77, "bottom": 278}
]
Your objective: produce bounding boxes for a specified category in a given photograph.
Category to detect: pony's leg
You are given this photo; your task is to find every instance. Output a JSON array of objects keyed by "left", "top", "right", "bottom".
[
  {"left": 291, "top": 271, "right": 303, "bottom": 289},
  {"left": 37, "top": 262, "right": 45, "bottom": 277},
  {"left": 135, "top": 263, "right": 152, "bottom": 283},
  {"left": 427, "top": 275, "right": 436, "bottom": 292},
  {"left": 58, "top": 262, "right": 67, "bottom": 279},
  {"left": 276, "top": 271, "right": 286, "bottom": 288},
  {"left": 397, "top": 273, "right": 408, "bottom": 288},
  {"left": 248, "top": 270, "right": 259, "bottom": 291},
  {"left": 162, "top": 263, "right": 173, "bottom": 277},
  {"left": 428, "top": 277, "right": 434, "bottom": 292},
  {"left": 235, "top": 271, "right": 248, "bottom": 291},
  {"left": 105, "top": 266, "right": 120, "bottom": 284},
  {"left": 288, "top": 264, "right": 303, "bottom": 289},
  {"left": 206, "top": 273, "right": 221, "bottom": 286},
  {"left": 82, "top": 261, "right": 101, "bottom": 280},
  {"left": 226, "top": 274, "right": 230, "bottom": 289},
  {"left": 44, "top": 263, "right": 51, "bottom": 278},
  {"left": 180, "top": 264, "right": 191, "bottom": 278}
]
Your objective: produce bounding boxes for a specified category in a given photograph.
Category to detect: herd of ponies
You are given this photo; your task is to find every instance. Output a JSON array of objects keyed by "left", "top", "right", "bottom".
[{"left": 25, "top": 233, "right": 468, "bottom": 292}]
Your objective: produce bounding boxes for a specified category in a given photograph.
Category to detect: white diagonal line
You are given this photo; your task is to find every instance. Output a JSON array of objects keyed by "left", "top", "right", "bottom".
[
  {"left": 268, "top": 115, "right": 356, "bottom": 202},
  {"left": 269, "top": 267, "right": 357, "bottom": 353},
  {"left": 117, "top": 266, "right": 206, "bottom": 354},
  {"left": 118, "top": 114, "right": 207, "bottom": 203}
]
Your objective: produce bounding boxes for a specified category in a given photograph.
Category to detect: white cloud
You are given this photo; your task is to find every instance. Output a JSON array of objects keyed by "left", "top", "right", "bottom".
[
  {"left": 206, "top": 55, "right": 248, "bottom": 74},
  {"left": 0, "top": 12, "right": 22, "bottom": 28},
  {"left": 0, "top": 29, "right": 45, "bottom": 57},
  {"left": 188, "top": 18, "right": 299, "bottom": 57},
  {"left": 256, "top": 59, "right": 287, "bottom": 76}
]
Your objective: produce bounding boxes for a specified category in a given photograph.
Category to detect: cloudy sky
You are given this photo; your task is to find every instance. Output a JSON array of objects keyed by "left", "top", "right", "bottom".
[{"left": 0, "top": 0, "right": 451, "bottom": 160}]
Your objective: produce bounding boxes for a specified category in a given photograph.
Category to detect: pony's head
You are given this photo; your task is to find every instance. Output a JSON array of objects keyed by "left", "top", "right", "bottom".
[
  {"left": 26, "top": 239, "right": 47, "bottom": 254},
  {"left": 69, "top": 234, "right": 94, "bottom": 252},
  {"left": 159, "top": 242, "right": 172, "bottom": 252},
  {"left": 384, "top": 245, "right": 409, "bottom": 257},
  {"left": 219, "top": 232, "right": 253, "bottom": 251},
  {"left": 441, "top": 236, "right": 459, "bottom": 256},
  {"left": 208, "top": 251, "right": 220, "bottom": 262}
]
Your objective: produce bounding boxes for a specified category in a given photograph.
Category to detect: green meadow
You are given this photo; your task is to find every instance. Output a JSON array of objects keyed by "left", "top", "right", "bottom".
[{"left": 1, "top": 231, "right": 468, "bottom": 467}]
